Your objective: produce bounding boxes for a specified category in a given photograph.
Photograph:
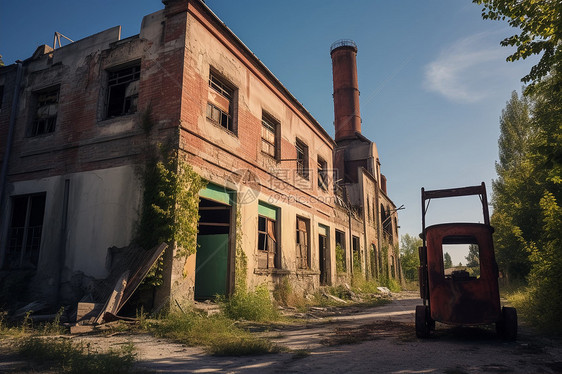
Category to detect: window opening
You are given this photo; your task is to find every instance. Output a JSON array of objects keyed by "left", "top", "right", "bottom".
[
  {"left": 207, "top": 70, "right": 235, "bottom": 132},
  {"left": 31, "top": 87, "right": 59, "bottom": 136},
  {"left": 296, "top": 217, "right": 310, "bottom": 269},
  {"left": 107, "top": 64, "right": 140, "bottom": 118},
  {"left": 296, "top": 139, "right": 309, "bottom": 179},
  {"left": 261, "top": 113, "right": 278, "bottom": 159},
  {"left": 352, "top": 235, "right": 360, "bottom": 272},
  {"left": 317, "top": 156, "right": 328, "bottom": 190},
  {"left": 335, "top": 230, "right": 346, "bottom": 272},
  {"left": 257, "top": 215, "right": 278, "bottom": 269},
  {"left": 442, "top": 235, "right": 481, "bottom": 280},
  {"left": 5, "top": 193, "right": 46, "bottom": 269}
]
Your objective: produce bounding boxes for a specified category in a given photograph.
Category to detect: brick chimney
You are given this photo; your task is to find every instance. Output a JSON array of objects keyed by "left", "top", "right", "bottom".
[{"left": 330, "top": 40, "right": 361, "bottom": 142}]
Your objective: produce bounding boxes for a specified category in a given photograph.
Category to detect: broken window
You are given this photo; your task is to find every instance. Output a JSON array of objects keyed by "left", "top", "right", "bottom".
[
  {"left": 106, "top": 64, "right": 140, "bottom": 118},
  {"left": 207, "top": 70, "right": 235, "bottom": 133},
  {"left": 296, "top": 139, "right": 309, "bottom": 179},
  {"left": 296, "top": 216, "right": 310, "bottom": 269},
  {"left": 352, "top": 235, "right": 361, "bottom": 272},
  {"left": 317, "top": 156, "right": 328, "bottom": 190},
  {"left": 442, "top": 236, "right": 481, "bottom": 279},
  {"left": 335, "top": 230, "right": 346, "bottom": 272},
  {"left": 5, "top": 193, "right": 46, "bottom": 269},
  {"left": 30, "top": 87, "right": 59, "bottom": 136},
  {"left": 261, "top": 112, "right": 278, "bottom": 159}
]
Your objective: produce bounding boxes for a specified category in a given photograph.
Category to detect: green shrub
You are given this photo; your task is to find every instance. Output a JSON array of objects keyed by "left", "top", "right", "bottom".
[
  {"left": 221, "top": 284, "right": 279, "bottom": 322},
  {"left": 151, "top": 311, "right": 277, "bottom": 355}
]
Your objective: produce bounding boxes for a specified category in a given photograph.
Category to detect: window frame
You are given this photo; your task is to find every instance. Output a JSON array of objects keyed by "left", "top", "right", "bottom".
[
  {"left": 261, "top": 112, "right": 279, "bottom": 160},
  {"left": 207, "top": 69, "right": 237, "bottom": 134},
  {"left": 29, "top": 86, "right": 60, "bottom": 137},
  {"left": 295, "top": 139, "right": 309, "bottom": 179},
  {"left": 257, "top": 214, "right": 279, "bottom": 269},
  {"left": 105, "top": 63, "right": 140, "bottom": 119},
  {"left": 296, "top": 216, "right": 310, "bottom": 269},
  {"left": 4, "top": 193, "right": 46, "bottom": 270},
  {"left": 317, "top": 156, "right": 328, "bottom": 190}
]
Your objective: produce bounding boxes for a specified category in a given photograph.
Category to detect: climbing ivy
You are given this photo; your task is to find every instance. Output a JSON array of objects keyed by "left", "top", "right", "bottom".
[
  {"left": 234, "top": 204, "right": 247, "bottom": 292},
  {"left": 136, "top": 148, "right": 206, "bottom": 284}
]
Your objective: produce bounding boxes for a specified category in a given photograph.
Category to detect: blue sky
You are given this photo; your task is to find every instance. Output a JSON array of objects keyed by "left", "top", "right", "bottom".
[{"left": 0, "top": 1, "right": 537, "bottom": 253}]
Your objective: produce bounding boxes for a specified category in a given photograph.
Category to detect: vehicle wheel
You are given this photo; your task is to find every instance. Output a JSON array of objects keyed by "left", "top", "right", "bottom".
[
  {"left": 496, "top": 306, "right": 517, "bottom": 341},
  {"left": 416, "top": 305, "right": 431, "bottom": 338}
]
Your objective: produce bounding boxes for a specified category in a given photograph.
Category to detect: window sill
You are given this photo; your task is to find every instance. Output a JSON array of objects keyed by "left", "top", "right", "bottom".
[
  {"left": 253, "top": 268, "right": 290, "bottom": 276},
  {"left": 98, "top": 113, "right": 137, "bottom": 126},
  {"left": 207, "top": 118, "right": 238, "bottom": 137},
  {"left": 295, "top": 269, "right": 320, "bottom": 276}
]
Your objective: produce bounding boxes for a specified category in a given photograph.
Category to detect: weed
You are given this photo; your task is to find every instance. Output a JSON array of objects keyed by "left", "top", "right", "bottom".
[
  {"left": 151, "top": 311, "right": 278, "bottom": 356},
  {"left": 41, "top": 307, "right": 66, "bottom": 335},
  {"left": 273, "top": 278, "right": 307, "bottom": 309},
  {"left": 221, "top": 284, "right": 279, "bottom": 322},
  {"left": 17, "top": 336, "right": 136, "bottom": 374}
]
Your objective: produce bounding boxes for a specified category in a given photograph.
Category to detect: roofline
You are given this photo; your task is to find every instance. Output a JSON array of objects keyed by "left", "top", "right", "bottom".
[{"left": 190, "top": 0, "right": 335, "bottom": 146}]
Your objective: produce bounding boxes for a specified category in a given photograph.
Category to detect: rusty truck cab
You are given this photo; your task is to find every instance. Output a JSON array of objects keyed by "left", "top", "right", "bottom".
[{"left": 416, "top": 183, "right": 517, "bottom": 339}]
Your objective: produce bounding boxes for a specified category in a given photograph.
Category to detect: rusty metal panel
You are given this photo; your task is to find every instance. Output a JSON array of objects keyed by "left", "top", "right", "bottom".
[{"left": 426, "top": 223, "right": 501, "bottom": 325}]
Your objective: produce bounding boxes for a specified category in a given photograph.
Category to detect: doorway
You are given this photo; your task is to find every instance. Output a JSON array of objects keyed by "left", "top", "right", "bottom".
[{"left": 194, "top": 197, "right": 231, "bottom": 300}]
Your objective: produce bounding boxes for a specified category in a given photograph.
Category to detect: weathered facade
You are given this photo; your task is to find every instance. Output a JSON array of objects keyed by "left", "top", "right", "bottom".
[{"left": 0, "top": 0, "right": 400, "bottom": 310}]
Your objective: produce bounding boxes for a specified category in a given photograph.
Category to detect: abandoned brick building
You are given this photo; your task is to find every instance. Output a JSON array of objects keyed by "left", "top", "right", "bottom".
[{"left": 0, "top": 0, "right": 400, "bottom": 310}]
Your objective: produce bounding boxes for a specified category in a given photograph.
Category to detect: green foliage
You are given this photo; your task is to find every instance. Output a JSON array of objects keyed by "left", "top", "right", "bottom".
[
  {"left": 335, "top": 243, "right": 346, "bottom": 273},
  {"left": 399, "top": 234, "right": 421, "bottom": 282},
  {"left": 444, "top": 252, "right": 453, "bottom": 269},
  {"left": 352, "top": 249, "right": 362, "bottom": 275},
  {"left": 137, "top": 149, "right": 206, "bottom": 284},
  {"left": 474, "top": 0, "right": 562, "bottom": 88},
  {"left": 235, "top": 205, "right": 247, "bottom": 292},
  {"left": 492, "top": 72, "right": 562, "bottom": 331},
  {"left": 220, "top": 284, "right": 279, "bottom": 322},
  {"left": 492, "top": 91, "right": 535, "bottom": 280},
  {"left": 465, "top": 244, "right": 481, "bottom": 277},
  {"left": 151, "top": 311, "right": 278, "bottom": 355},
  {"left": 17, "top": 337, "right": 136, "bottom": 374}
]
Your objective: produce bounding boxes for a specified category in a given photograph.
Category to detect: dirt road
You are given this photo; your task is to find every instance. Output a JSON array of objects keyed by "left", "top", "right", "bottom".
[
  {"left": 114, "top": 292, "right": 562, "bottom": 373},
  {"left": 3, "top": 292, "right": 561, "bottom": 373}
]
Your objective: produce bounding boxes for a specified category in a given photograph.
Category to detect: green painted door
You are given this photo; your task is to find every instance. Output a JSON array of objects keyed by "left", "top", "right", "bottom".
[{"left": 194, "top": 234, "right": 229, "bottom": 299}]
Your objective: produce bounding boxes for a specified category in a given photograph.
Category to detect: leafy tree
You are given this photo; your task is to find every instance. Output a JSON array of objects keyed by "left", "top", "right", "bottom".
[
  {"left": 0, "top": 55, "right": 4, "bottom": 67},
  {"left": 443, "top": 252, "right": 452, "bottom": 269},
  {"left": 465, "top": 244, "right": 480, "bottom": 268},
  {"left": 473, "top": 0, "right": 562, "bottom": 88},
  {"left": 400, "top": 234, "right": 421, "bottom": 282},
  {"left": 491, "top": 91, "right": 534, "bottom": 280}
]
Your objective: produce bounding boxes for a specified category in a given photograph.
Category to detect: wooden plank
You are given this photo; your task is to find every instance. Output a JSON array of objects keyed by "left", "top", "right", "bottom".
[
  {"left": 95, "top": 271, "right": 129, "bottom": 324},
  {"left": 116, "top": 242, "right": 168, "bottom": 313}
]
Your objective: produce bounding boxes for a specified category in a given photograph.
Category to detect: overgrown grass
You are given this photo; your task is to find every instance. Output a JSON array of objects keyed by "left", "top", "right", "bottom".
[
  {"left": 149, "top": 311, "right": 278, "bottom": 355},
  {"left": 220, "top": 284, "right": 280, "bottom": 322},
  {"left": 0, "top": 308, "right": 67, "bottom": 337},
  {"left": 16, "top": 337, "right": 136, "bottom": 374}
]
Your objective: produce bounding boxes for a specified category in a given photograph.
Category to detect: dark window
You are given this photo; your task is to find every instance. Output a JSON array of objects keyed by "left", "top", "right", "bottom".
[
  {"left": 261, "top": 112, "right": 278, "bottom": 159},
  {"left": 296, "top": 217, "right": 310, "bottom": 269},
  {"left": 5, "top": 194, "right": 46, "bottom": 269},
  {"left": 207, "top": 70, "right": 235, "bottom": 133},
  {"left": 106, "top": 64, "right": 140, "bottom": 118},
  {"left": 30, "top": 87, "right": 59, "bottom": 136},
  {"left": 296, "top": 139, "right": 309, "bottom": 179},
  {"left": 0, "top": 85, "right": 4, "bottom": 108},
  {"left": 257, "top": 215, "right": 278, "bottom": 269},
  {"left": 317, "top": 156, "right": 328, "bottom": 190}
]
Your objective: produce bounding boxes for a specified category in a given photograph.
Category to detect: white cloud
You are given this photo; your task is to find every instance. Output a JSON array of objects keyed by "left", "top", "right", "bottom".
[{"left": 424, "top": 32, "right": 518, "bottom": 103}]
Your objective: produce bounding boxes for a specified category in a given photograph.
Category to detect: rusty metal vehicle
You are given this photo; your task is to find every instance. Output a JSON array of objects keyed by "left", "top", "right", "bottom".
[{"left": 416, "top": 182, "right": 517, "bottom": 339}]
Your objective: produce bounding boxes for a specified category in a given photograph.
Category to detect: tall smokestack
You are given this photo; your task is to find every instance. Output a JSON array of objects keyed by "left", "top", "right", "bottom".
[{"left": 330, "top": 39, "right": 361, "bottom": 142}]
